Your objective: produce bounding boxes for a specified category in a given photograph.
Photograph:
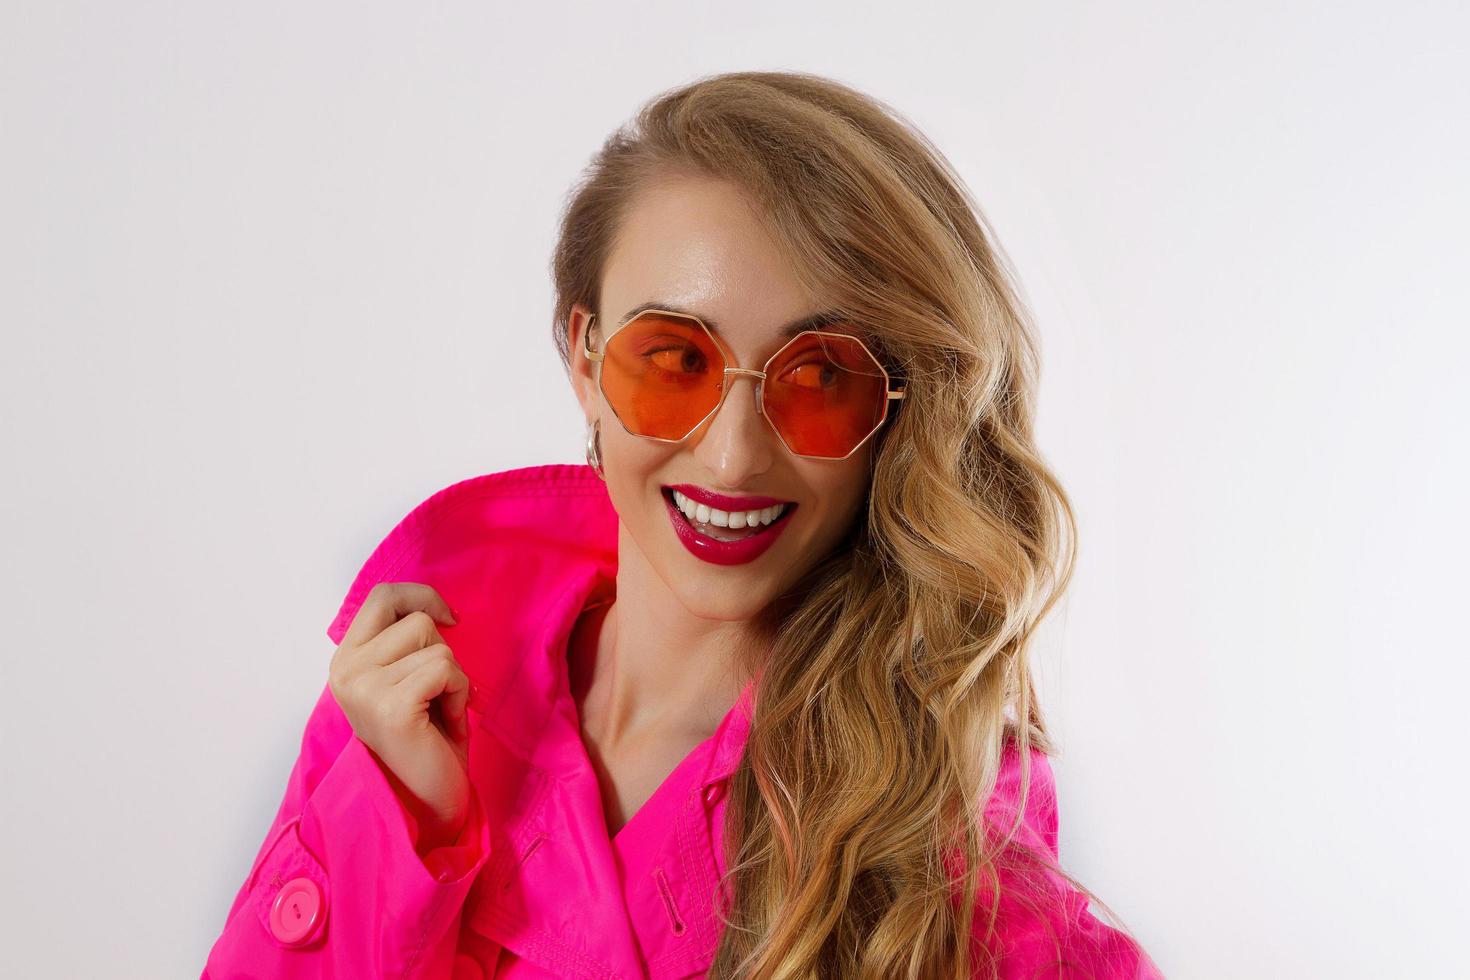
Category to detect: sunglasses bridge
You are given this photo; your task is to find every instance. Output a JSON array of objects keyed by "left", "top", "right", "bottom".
[{"left": 717, "top": 366, "right": 770, "bottom": 415}]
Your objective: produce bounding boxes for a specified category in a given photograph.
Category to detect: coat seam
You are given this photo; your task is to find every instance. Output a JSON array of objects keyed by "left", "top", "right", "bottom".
[{"left": 399, "top": 885, "right": 451, "bottom": 980}]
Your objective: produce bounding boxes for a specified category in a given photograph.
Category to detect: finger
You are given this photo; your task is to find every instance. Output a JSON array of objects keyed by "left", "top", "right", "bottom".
[
  {"left": 359, "top": 610, "right": 450, "bottom": 668},
  {"left": 340, "top": 582, "right": 457, "bottom": 651},
  {"left": 397, "top": 653, "right": 471, "bottom": 736},
  {"left": 381, "top": 643, "right": 456, "bottom": 686},
  {"left": 442, "top": 667, "right": 471, "bottom": 742}
]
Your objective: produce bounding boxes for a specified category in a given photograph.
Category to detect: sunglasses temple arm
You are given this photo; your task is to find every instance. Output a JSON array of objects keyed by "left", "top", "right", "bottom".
[{"left": 581, "top": 313, "right": 604, "bottom": 362}]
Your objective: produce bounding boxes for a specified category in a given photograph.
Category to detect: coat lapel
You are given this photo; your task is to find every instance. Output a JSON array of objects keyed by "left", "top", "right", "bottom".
[{"left": 466, "top": 566, "right": 646, "bottom": 980}]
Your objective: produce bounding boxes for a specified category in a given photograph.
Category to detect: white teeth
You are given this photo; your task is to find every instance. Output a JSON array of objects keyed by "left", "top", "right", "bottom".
[{"left": 671, "top": 490, "right": 787, "bottom": 530}]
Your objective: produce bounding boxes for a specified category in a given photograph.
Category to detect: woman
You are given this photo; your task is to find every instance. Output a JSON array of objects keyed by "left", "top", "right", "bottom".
[{"left": 204, "top": 71, "right": 1163, "bottom": 979}]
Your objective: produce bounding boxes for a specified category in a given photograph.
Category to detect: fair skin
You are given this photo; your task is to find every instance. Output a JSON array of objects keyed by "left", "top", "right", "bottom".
[
  {"left": 329, "top": 174, "right": 876, "bottom": 851},
  {"left": 328, "top": 582, "right": 469, "bottom": 856},
  {"left": 566, "top": 174, "right": 875, "bottom": 834}
]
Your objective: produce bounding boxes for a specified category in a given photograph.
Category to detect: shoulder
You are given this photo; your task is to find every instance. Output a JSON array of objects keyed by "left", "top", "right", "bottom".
[
  {"left": 324, "top": 463, "right": 615, "bottom": 646},
  {"left": 985, "top": 737, "right": 1060, "bottom": 861},
  {"left": 978, "top": 740, "right": 1163, "bottom": 979}
]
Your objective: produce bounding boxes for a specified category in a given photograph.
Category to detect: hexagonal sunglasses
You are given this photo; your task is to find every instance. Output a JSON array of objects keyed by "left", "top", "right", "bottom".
[{"left": 582, "top": 307, "right": 906, "bottom": 460}]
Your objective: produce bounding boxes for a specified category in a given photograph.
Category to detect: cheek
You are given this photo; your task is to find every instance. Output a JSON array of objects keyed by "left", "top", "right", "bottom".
[
  {"left": 811, "top": 460, "right": 873, "bottom": 517},
  {"left": 601, "top": 419, "right": 655, "bottom": 468},
  {"left": 836, "top": 467, "right": 876, "bottom": 526},
  {"left": 600, "top": 430, "right": 675, "bottom": 514}
]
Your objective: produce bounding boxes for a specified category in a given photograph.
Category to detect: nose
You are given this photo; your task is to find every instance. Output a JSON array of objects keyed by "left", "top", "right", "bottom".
[
  {"left": 690, "top": 371, "right": 777, "bottom": 483},
  {"left": 721, "top": 367, "right": 767, "bottom": 416}
]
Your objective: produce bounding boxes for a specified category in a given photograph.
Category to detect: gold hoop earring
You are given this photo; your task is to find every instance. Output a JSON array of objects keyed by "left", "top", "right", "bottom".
[{"left": 585, "top": 417, "right": 605, "bottom": 480}]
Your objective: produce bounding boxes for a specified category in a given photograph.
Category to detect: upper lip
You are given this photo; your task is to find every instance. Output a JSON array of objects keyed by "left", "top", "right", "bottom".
[{"left": 667, "top": 484, "right": 795, "bottom": 512}]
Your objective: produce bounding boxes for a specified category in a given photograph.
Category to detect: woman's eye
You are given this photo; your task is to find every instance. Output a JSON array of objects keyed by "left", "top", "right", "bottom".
[
  {"left": 648, "top": 346, "right": 706, "bottom": 374},
  {"left": 779, "top": 360, "right": 838, "bottom": 389}
]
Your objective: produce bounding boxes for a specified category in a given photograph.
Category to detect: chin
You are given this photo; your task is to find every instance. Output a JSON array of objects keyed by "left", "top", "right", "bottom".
[{"left": 668, "top": 581, "right": 780, "bottom": 623}]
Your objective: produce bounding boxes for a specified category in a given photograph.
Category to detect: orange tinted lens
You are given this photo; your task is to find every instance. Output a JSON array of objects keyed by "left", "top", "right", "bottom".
[
  {"left": 600, "top": 313, "right": 725, "bottom": 440},
  {"left": 763, "top": 333, "right": 890, "bottom": 458}
]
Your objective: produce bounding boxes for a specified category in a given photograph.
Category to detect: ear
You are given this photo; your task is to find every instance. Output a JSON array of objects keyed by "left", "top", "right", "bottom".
[{"left": 567, "top": 303, "right": 601, "bottom": 420}]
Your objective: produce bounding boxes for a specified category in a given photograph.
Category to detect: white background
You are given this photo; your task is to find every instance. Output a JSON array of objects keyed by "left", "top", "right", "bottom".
[{"left": 2, "top": 2, "right": 1465, "bottom": 977}]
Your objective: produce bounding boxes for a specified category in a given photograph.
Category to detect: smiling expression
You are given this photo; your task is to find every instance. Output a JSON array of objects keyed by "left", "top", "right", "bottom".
[{"left": 569, "top": 175, "right": 877, "bottom": 621}]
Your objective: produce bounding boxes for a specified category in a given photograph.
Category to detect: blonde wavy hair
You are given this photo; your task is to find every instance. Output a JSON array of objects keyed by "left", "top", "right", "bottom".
[{"left": 550, "top": 70, "right": 1134, "bottom": 979}]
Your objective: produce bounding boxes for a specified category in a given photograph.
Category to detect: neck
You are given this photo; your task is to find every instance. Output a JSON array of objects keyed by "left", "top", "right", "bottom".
[{"left": 578, "top": 528, "right": 763, "bottom": 751}]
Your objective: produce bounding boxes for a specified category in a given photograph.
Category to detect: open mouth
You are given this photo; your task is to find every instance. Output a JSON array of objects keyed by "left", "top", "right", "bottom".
[{"left": 661, "top": 487, "right": 796, "bottom": 543}]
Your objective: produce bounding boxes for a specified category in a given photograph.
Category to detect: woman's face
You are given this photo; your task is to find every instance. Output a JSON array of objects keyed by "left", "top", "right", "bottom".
[{"left": 569, "top": 175, "right": 875, "bottom": 622}]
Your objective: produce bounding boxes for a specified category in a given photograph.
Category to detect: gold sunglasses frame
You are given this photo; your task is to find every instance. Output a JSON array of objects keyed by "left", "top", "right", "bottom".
[{"left": 581, "top": 308, "right": 907, "bottom": 461}]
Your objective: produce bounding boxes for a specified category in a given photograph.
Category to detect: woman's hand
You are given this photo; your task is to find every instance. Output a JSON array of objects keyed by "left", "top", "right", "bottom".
[{"left": 328, "top": 582, "right": 472, "bottom": 855}]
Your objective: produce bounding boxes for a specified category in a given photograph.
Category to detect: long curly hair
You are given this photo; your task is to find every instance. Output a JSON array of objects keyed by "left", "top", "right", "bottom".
[{"left": 549, "top": 70, "right": 1134, "bottom": 979}]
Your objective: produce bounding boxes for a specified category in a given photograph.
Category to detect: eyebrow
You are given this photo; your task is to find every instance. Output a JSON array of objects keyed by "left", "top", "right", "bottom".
[{"left": 614, "top": 301, "right": 857, "bottom": 339}]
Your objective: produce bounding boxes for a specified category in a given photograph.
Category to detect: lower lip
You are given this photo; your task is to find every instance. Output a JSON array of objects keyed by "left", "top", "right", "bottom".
[{"left": 663, "top": 490, "right": 795, "bottom": 566}]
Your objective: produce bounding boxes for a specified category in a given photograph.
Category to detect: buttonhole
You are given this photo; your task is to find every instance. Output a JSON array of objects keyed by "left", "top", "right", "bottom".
[
  {"left": 654, "top": 867, "right": 686, "bottom": 935},
  {"left": 501, "top": 832, "right": 547, "bottom": 890}
]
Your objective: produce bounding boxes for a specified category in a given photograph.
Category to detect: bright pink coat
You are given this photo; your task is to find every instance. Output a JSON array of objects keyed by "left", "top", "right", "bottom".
[{"left": 202, "top": 462, "right": 1163, "bottom": 979}]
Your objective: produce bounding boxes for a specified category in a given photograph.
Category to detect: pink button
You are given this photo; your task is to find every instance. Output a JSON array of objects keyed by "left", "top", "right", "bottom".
[
  {"left": 451, "top": 952, "right": 486, "bottom": 980},
  {"left": 703, "top": 781, "right": 725, "bottom": 805},
  {"left": 269, "top": 877, "right": 325, "bottom": 946}
]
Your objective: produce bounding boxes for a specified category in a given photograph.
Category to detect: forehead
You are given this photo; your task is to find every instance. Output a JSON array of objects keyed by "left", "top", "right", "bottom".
[{"left": 601, "top": 177, "right": 852, "bottom": 349}]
